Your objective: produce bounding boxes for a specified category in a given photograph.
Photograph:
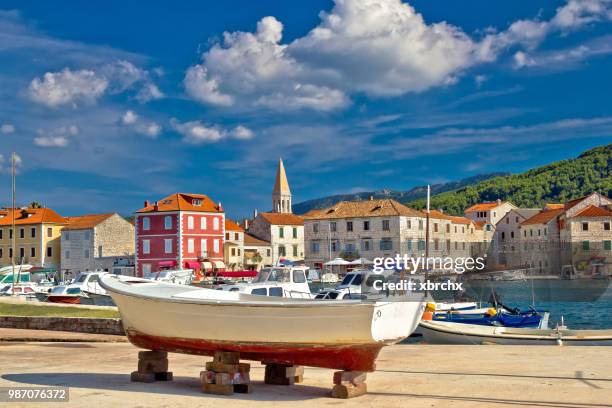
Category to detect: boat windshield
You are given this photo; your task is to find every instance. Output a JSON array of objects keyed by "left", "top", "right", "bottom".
[
  {"left": 252, "top": 268, "right": 290, "bottom": 283},
  {"left": 340, "top": 274, "right": 355, "bottom": 286},
  {"left": 66, "top": 288, "right": 82, "bottom": 295},
  {"left": 51, "top": 286, "right": 66, "bottom": 294},
  {"left": 75, "top": 274, "right": 88, "bottom": 283},
  {"left": 145, "top": 271, "right": 169, "bottom": 279}
]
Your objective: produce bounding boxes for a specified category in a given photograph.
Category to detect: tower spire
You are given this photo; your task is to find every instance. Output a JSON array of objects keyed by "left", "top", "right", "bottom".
[{"left": 272, "top": 158, "right": 292, "bottom": 213}]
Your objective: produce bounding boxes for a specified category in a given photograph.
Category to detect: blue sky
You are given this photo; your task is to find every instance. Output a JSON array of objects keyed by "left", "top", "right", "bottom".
[{"left": 0, "top": 0, "right": 611, "bottom": 219}]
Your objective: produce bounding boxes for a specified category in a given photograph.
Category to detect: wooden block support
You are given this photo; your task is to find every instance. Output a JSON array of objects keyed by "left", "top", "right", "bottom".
[
  {"left": 331, "top": 371, "right": 367, "bottom": 399},
  {"left": 264, "top": 364, "right": 305, "bottom": 385},
  {"left": 131, "top": 350, "right": 172, "bottom": 382},
  {"left": 202, "top": 351, "right": 252, "bottom": 396}
]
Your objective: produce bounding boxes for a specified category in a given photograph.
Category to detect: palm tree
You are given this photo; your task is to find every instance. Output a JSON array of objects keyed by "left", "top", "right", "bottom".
[{"left": 29, "top": 201, "right": 43, "bottom": 209}]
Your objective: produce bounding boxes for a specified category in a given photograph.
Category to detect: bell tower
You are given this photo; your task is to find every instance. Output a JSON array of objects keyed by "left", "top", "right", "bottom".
[{"left": 272, "top": 158, "right": 292, "bottom": 213}]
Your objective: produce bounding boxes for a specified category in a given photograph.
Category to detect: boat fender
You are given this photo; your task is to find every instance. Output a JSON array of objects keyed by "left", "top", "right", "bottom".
[
  {"left": 485, "top": 308, "right": 497, "bottom": 317},
  {"left": 422, "top": 303, "right": 436, "bottom": 321}
]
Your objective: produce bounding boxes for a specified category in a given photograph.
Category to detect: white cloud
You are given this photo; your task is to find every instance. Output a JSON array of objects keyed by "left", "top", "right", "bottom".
[
  {"left": 170, "top": 118, "right": 254, "bottom": 144},
  {"left": 120, "top": 110, "right": 161, "bottom": 138},
  {"left": 34, "top": 125, "right": 79, "bottom": 147},
  {"left": 1, "top": 123, "right": 15, "bottom": 134},
  {"left": 28, "top": 60, "right": 162, "bottom": 108},
  {"left": 136, "top": 83, "right": 164, "bottom": 103},
  {"left": 184, "top": 0, "right": 612, "bottom": 111},
  {"left": 0, "top": 152, "right": 23, "bottom": 173}
]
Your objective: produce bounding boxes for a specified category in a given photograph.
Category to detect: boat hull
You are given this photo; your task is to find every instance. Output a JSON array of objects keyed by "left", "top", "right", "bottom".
[
  {"left": 47, "top": 295, "right": 81, "bottom": 304},
  {"left": 419, "top": 321, "right": 612, "bottom": 346},
  {"left": 102, "top": 276, "right": 425, "bottom": 371}
]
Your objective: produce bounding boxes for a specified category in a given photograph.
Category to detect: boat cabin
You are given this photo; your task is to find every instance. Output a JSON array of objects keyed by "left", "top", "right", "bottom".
[{"left": 221, "top": 266, "right": 311, "bottom": 298}]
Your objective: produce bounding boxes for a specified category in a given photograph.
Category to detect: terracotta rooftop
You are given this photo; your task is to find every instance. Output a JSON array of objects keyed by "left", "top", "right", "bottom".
[
  {"left": 521, "top": 208, "right": 564, "bottom": 226},
  {"left": 64, "top": 213, "right": 115, "bottom": 230},
  {"left": 243, "top": 233, "right": 270, "bottom": 246},
  {"left": 304, "top": 199, "right": 424, "bottom": 220},
  {"left": 464, "top": 201, "right": 507, "bottom": 213},
  {"left": 136, "top": 193, "right": 223, "bottom": 213},
  {"left": 545, "top": 203, "right": 565, "bottom": 210},
  {"left": 225, "top": 219, "right": 244, "bottom": 231},
  {"left": 0, "top": 207, "right": 66, "bottom": 226},
  {"left": 260, "top": 212, "right": 304, "bottom": 225},
  {"left": 574, "top": 205, "right": 612, "bottom": 218}
]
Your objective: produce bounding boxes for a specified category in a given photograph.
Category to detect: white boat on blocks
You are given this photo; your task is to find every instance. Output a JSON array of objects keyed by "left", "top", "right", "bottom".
[{"left": 100, "top": 274, "right": 426, "bottom": 371}]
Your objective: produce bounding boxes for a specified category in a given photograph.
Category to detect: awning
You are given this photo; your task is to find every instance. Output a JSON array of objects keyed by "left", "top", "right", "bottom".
[
  {"left": 201, "top": 261, "right": 213, "bottom": 271},
  {"left": 185, "top": 261, "right": 200, "bottom": 270},
  {"left": 213, "top": 261, "right": 226, "bottom": 269},
  {"left": 158, "top": 260, "right": 177, "bottom": 268},
  {"left": 217, "top": 270, "right": 258, "bottom": 278}
]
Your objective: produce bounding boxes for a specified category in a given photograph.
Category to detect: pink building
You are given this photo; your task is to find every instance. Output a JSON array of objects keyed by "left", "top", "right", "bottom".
[{"left": 134, "top": 193, "right": 225, "bottom": 277}]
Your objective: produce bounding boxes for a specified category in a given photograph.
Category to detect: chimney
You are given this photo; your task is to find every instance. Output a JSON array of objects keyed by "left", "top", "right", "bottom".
[
  {"left": 243, "top": 219, "right": 250, "bottom": 229},
  {"left": 217, "top": 201, "right": 223, "bottom": 211},
  {"left": 144, "top": 200, "right": 150, "bottom": 208},
  {"left": 253, "top": 209, "right": 258, "bottom": 219},
  {"left": 369, "top": 196, "right": 374, "bottom": 201},
  {"left": 153, "top": 201, "right": 159, "bottom": 211},
  {"left": 496, "top": 199, "right": 502, "bottom": 205}
]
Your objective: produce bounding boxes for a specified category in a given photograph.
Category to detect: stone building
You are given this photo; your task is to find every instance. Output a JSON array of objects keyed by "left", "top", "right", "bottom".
[
  {"left": 243, "top": 233, "right": 273, "bottom": 271},
  {"left": 492, "top": 208, "right": 541, "bottom": 268},
  {"left": 61, "top": 213, "right": 134, "bottom": 274},
  {"left": 0, "top": 207, "right": 66, "bottom": 270},
  {"left": 247, "top": 158, "right": 304, "bottom": 264},
  {"left": 464, "top": 200, "right": 517, "bottom": 234},
  {"left": 224, "top": 219, "right": 244, "bottom": 271}
]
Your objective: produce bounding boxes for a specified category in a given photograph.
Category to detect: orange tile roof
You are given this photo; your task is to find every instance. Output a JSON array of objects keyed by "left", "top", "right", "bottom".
[
  {"left": 304, "top": 199, "right": 424, "bottom": 220},
  {"left": 0, "top": 207, "right": 66, "bottom": 226},
  {"left": 225, "top": 219, "right": 244, "bottom": 231},
  {"left": 474, "top": 221, "right": 486, "bottom": 230},
  {"left": 574, "top": 205, "right": 612, "bottom": 218},
  {"left": 260, "top": 212, "right": 304, "bottom": 225},
  {"left": 427, "top": 210, "right": 473, "bottom": 225},
  {"left": 64, "top": 213, "right": 115, "bottom": 230},
  {"left": 136, "top": 193, "right": 223, "bottom": 213},
  {"left": 244, "top": 233, "right": 271, "bottom": 246},
  {"left": 448, "top": 215, "right": 474, "bottom": 225},
  {"left": 464, "top": 201, "right": 505, "bottom": 213},
  {"left": 545, "top": 203, "right": 564, "bottom": 210},
  {"left": 521, "top": 208, "right": 564, "bottom": 226}
]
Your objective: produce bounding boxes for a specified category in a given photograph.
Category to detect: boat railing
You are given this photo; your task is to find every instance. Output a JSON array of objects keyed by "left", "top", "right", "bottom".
[{"left": 284, "top": 289, "right": 314, "bottom": 299}]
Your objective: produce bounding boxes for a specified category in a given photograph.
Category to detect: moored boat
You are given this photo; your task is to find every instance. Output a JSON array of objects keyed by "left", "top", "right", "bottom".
[
  {"left": 100, "top": 274, "right": 426, "bottom": 371},
  {"left": 419, "top": 320, "right": 612, "bottom": 345}
]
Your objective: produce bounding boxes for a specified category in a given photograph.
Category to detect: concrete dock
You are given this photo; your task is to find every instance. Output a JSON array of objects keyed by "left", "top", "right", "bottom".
[{"left": 0, "top": 336, "right": 610, "bottom": 407}]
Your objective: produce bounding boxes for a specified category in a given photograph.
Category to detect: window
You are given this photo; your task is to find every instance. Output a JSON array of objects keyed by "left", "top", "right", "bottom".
[
  {"left": 293, "top": 270, "right": 306, "bottom": 283},
  {"left": 279, "top": 245, "right": 286, "bottom": 257},
  {"left": 454, "top": 226, "right": 457, "bottom": 233},
  {"left": 279, "top": 227, "right": 284, "bottom": 238},
  {"left": 269, "top": 287, "right": 283, "bottom": 297},
  {"left": 434, "top": 239, "right": 439, "bottom": 250},
  {"left": 293, "top": 245, "right": 298, "bottom": 257},
  {"left": 379, "top": 238, "right": 393, "bottom": 251},
  {"left": 65, "top": 250, "right": 70, "bottom": 259},
  {"left": 604, "top": 222, "right": 611, "bottom": 231},
  {"left": 406, "top": 240, "right": 413, "bottom": 251},
  {"left": 143, "top": 217, "right": 150, "bottom": 231},
  {"left": 267, "top": 249, "right": 271, "bottom": 257},
  {"left": 511, "top": 231, "right": 515, "bottom": 239},
  {"left": 188, "top": 239, "right": 194, "bottom": 253},
  {"left": 47, "top": 247, "right": 52, "bottom": 257},
  {"left": 407, "top": 219, "right": 412, "bottom": 229},
  {"left": 418, "top": 219, "right": 423, "bottom": 230},
  {"left": 30, "top": 247, "right": 36, "bottom": 257},
  {"left": 418, "top": 240, "right": 426, "bottom": 251},
  {"left": 501, "top": 232, "right": 505, "bottom": 240},
  {"left": 538, "top": 229, "right": 541, "bottom": 236},
  {"left": 446, "top": 240, "right": 451, "bottom": 251},
  {"left": 188, "top": 216, "right": 194, "bottom": 229},
  {"left": 235, "top": 233, "right": 239, "bottom": 240},
  {"left": 604, "top": 240, "right": 611, "bottom": 251},
  {"left": 231, "top": 248, "right": 236, "bottom": 256},
  {"left": 164, "top": 239, "right": 172, "bottom": 254},
  {"left": 311, "top": 242, "right": 320, "bottom": 253},
  {"left": 84, "top": 249, "right": 89, "bottom": 258},
  {"left": 382, "top": 220, "right": 390, "bottom": 231},
  {"left": 434, "top": 223, "right": 439, "bottom": 233},
  {"left": 9, "top": 229, "right": 12, "bottom": 239},
  {"left": 330, "top": 222, "right": 337, "bottom": 232},
  {"left": 252, "top": 288, "right": 267, "bottom": 296},
  {"left": 313, "top": 223, "right": 319, "bottom": 233},
  {"left": 582, "top": 222, "right": 588, "bottom": 231},
  {"left": 515, "top": 216, "right": 519, "bottom": 223},
  {"left": 9, "top": 248, "right": 12, "bottom": 258},
  {"left": 142, "top": 264, "right": 151, "bottom": 275},
  {"left": 164, "top": 216, "right": 172, "bottom": 230},
  {"left": 47, "top": 227, "right": 52, "bottom": 237},
  {"left": 446, "top": 224, "right": 450, "bottom": 233},
  {"left": 292, "top": 228, "right": 297, "bottom": 239},
  {"left": 30, "top": 227, "right": 36, "bottom": 238},
  {"left": 84, "top": 231, "right": 90, "bottom": 240},
  {"left": 225, "top": 233, "right": 230, "bottom": 240},
  {"left": 200, "top": 239, "right": 207, "bottom": 256},
  {"left": 19, "top": 228, "right": 24, "bottom": 239},
  {"left": 213, "top": 217, "right": 219, "bottom": 230},
  {"left": 98, "top": 246, "right": 103, "bottom": 257},
  {"left": 331, "top": 241, "right": 338, "bottom": 252},
  {"left": 64, "top": 231, "right": 70, "bottom": 241},
  {"left": 363, "top": 221, "right": 370, "bottom": 231},
  {"left": 582, "top": 241, "right": 590, "bottom": 251},
  {"left": 213, "top": 239, "right": 219, "bottom": 253},
  {"left": 143, "top": 240, "right": 150, "bottom": 254},
  {"left": 0, "top": 248, "right": 2, "bottom": 258},
  {"left": 486, "top": 224, "right": 492, "bottom": 231},
  {"left": 201, "top": 217, "right": 207, "bottom": 229},
  {"left": 0, "top": 230, "right": 2, "bottom": 239},
  {"left": 506, "top": 218, "right": 509, "bottom": 224},
  {"left": 361, "top": 239, "right": 371, "bottom": 251}
]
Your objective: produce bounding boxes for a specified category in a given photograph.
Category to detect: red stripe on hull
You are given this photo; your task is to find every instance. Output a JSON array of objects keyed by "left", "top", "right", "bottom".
[
  {"left": 127, "top": 330, "right": 382, "bottom": 372},
  {"left": 47, "top": 296, "right": 81, "bottom": 304}
]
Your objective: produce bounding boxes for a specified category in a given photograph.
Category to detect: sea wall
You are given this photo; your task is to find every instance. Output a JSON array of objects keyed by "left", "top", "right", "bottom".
[{"left": 0, "top": 316, "right": 124, "bottom": 335}]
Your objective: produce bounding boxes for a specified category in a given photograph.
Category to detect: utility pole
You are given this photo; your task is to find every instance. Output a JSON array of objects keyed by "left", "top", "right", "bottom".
[{"left": 11, "top": 152, "right": 16, "bottom": 296}]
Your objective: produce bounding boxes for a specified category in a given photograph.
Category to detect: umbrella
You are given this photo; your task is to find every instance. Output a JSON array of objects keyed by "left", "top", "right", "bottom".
[
  {"left": 324, "top": 258, "right": 351, "bottom": 266},
  {"left": 348, "top": 258, "right": 374, "bottom": 266}
]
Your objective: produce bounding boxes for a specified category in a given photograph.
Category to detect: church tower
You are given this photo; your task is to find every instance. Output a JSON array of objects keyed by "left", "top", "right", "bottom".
[{"left": 272, "top": 158, "right": 292, "bottom": 213}]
